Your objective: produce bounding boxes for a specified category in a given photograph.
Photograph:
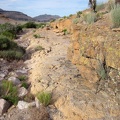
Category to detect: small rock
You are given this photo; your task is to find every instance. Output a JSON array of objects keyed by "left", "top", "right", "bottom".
[
  {"left": 0, "top": 99, "right": 11, "bottom": 115},
  {"left": 8, "top": 76, "right": 21, "bottom": 85},
  {"left": 17, "top": 101, "right": 36, "bottom": 109},
  {"left": 18, "top": 87, "right": 28, "bottom": 97},
  {"left": 35, "top": 97, "right": 40, "bottom": 108}
]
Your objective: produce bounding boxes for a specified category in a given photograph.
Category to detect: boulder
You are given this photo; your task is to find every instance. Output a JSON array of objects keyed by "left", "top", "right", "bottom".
[
  {"left": 18, "top": 87, "right": 28, "bottom": 98},
  {"left": 17, "top": 101, "right": 36, "bottom": 109},
  {"left": 8, "top": 76, "right": 21, "bottom": 85},
  {"left": 0, "top": 99, "right": 11, "bottom": 115}
]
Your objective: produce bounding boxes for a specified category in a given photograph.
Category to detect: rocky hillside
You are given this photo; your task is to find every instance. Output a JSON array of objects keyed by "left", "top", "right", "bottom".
[
  {"left": 0, "top": 8, "right": 35, "bottom": 21},
  {"left": 34, "top": 14, "right": 60, "bottom": 22}
]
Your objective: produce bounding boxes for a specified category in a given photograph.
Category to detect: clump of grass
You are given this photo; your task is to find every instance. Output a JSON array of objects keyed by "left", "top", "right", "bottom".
[
  {"left": 1, "top": 80, "right": 18, "bottom": 105},
  {"left": 110, "top": 4, "right": 120, "bottom": 28},
  {"left": 33, "top": 34, "right": 41, "bottom": 38},
  {"left": 83, "top": 12, "right": 97, "bottom": 24},
  {"left": 62, "top": 29, "right": 68, "bottom": 35},
  {"left": 21, "top": 82, "right": 29, "bottom": 89},
  {"left": 35, "top": 46, "right": 45, "bottom": 51},
  {"left": 18, "top": 75, "right": 27, "bottom": 81},
  {"left": 36, "top": 92, "right": 51, "bottom": 106}
]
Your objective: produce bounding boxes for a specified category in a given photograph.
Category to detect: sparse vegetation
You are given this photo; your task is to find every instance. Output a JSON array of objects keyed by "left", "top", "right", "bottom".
[
  {"left": 0, "top": 23, "right": 22, "bottom": 40},
  {"left": 83, "top": 12, "right": 97, "bottom": 24},
  {"left": 23, "top": 22, "right": 37, "bottom": 28},
  {"left": 110, "top": 4, "right": 120, "bottom": 27},
  {"left": 72, "top": 18, "right": 80, "bottom": 24},
  {"left": 37, "top": 92, "right": 51, "bottom": 106},
  {"left": 0, "top": 80, "right": 18, "bottom": 105},
  {"left": 62, "top": 29, "right": 68, "bottom": 35},
  {"left": 33, "top": 34, "right": 41, "bottom": 38},
  {"left": 18, "top": 75, "right": 27, "bottom": 81},
  {"left": 77, "top": 11, "right": 82, "bottom": 18},
  {"left": 0, "top": 36, "right": 25, "bottom": 60},
  {"left": 21, "top": 82, "right": 29, "bottom": 89},
  {"left": 35, "top": 45, "right": 45, "bottom": 51}
]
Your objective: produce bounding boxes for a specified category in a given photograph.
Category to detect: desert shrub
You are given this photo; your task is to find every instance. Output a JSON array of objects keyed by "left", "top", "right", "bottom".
[
  {"left": 35, "top": 46, "right": 45, "bottom": 51},
  {"left": 96, "top": 3, "right": 106, "bottom": 11},
  {"left": 0, "top": 50, "right": 24, "bottom": 60},
  {"left": 77, "top": 11, "right": 82, "bottom": 18},
  {"left": 72, "top": 18, "right": 80, "bottom": 24},
  {"left": 83, "top": 12, "right": 97, "bottom": 24},
  {"left": 33, "top": 34, "right": 41, "bottom": 38},
  {"left": 36, "top": 23, "right": 46, "bottom": 28},
  {"left": 110, "top": 4, "right": 120, "bottom": 27},
  {"left": 37, "top": 92, "right": 51, "bottom": 106},
  {"left": 1, "top": 80, "right": 18, "bottom": 105},
  {"left": 62, "top": 29, "right": 68, "bottom": 35},
  {"left": 23, "top": 22, "right": 37, "bottom": 28},
  {"left": 0, "top": 36, "right": 25, "bottom": 60},
  {"left": 0, "top": 23, "right": 22, "bottom": 39}
]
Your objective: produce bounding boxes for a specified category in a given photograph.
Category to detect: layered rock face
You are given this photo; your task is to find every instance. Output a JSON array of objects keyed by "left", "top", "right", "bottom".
[{"left": 50, "top": 15, "right": 120, "bottom": 119}]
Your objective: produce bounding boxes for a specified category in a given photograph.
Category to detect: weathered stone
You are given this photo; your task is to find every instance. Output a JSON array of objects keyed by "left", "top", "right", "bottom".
[
  {"left": 0, "top": 99, "right": 10, "bottom": 115},
  {"left": 8, "top": 76, "right": 21, "bottom": 85},
  {"left": 18, "top": 87, "right": 28, "bottom": 97},
  {"left": 17, "top": 101, "right": 36, "bottom": 109}
]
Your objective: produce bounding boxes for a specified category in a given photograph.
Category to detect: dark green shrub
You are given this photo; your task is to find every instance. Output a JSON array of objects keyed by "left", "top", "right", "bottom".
[
  {"left": 77, "top": 11, "right": 82, "bottom": 18},
  {"left": 0, "top": 36, "right": 10, "bottom": 50},
  {"left": 1, "top": 80, "right": 18, "bottom": 105},
  {"left": 23, "top": 22, "right": 37, "bottom": 28},
  {"left": 37, "top": 92, "right": 51, "bottom": 106},
  {"left": 36, "top": 23, "right": 46, "bottom": 28}
]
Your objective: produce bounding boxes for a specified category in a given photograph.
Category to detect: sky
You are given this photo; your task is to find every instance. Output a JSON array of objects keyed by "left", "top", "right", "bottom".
[{"left": 0, "top": 0, "right": 108, "bottom": 17}]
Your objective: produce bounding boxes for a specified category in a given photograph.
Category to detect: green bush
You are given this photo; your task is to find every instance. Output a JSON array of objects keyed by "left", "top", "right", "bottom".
[
  {"left": 0, "top": 23, "right": 22, "bottom": 39},
  {"left": 83, "top": 12, "right": 97, "bottom": 24},
  {"left": 62, "top": 29, "right": 68, "bottom": 35},
  {"left": 110, "top": 4, "right": 120, "bottom": 27},
  {"left": 36, "top": 23, "right": 46, "bottom": 28},
  {"left": 1, "top": 80, "right": 18, "bottom": 105},
  {"left": 23, "top": 22, "right": 37, "bottom": 28},
  {"left": 0, "top": 36, "right": 25, "bottom": 60},
  {"left": 77, "top": 11, "right": 82, "bottom": 18},
  {"left": 37, "top": 92, "right": 51, "bottom": 106}
]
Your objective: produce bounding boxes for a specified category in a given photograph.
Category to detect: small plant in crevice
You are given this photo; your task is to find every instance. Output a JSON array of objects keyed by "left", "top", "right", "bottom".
[
  {"left": 33, "top": 34, "right": 41, "bottom": 38},
  {"left": 0, "top": 80, "right": 18, "bottom": 105},
  {"left": 18, "top": 75, "right": 27, "bottom": 81},
  {"left": 35, "top": 46, "right": 45, "bottom": 51},
  {"left": 62, "top": 29, "right": 68, "bottom": 35},
  {"left": 21, "top": 82, "right": 29, "bottom": 89},
  {"left": 36, "top": 92, "right": 51, "bottom": 106}
]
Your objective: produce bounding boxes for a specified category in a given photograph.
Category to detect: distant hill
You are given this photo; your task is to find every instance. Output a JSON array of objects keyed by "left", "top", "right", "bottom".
[
  {"left": 34, "top": 14, "right": 60, "bottom": 22},
  {"left": 0, "top": 8, "right": 35, "bottom": 21}
]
